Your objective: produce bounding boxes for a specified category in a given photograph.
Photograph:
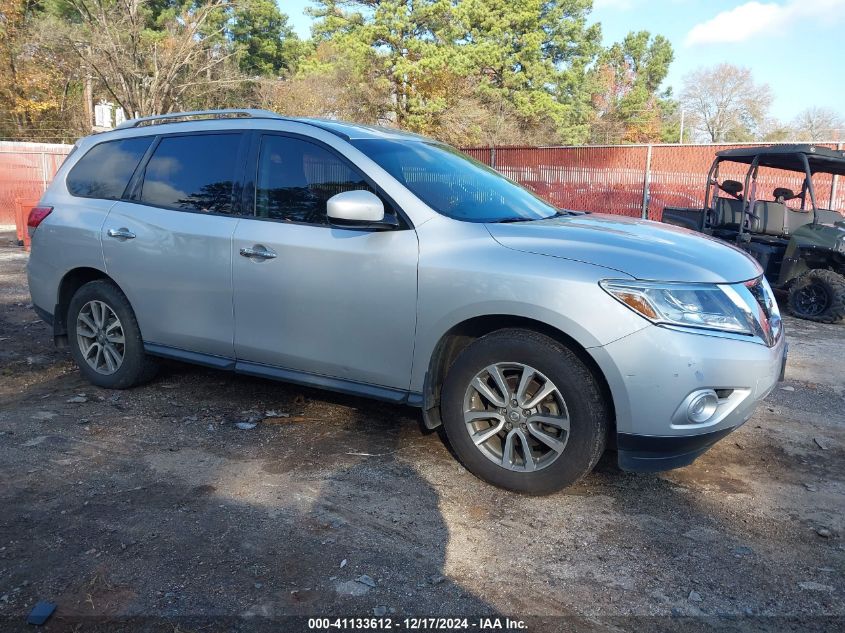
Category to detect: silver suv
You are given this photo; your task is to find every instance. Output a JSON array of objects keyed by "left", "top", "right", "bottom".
[{"left": 27, "top": 109, "right": 786, "bottom": 494}]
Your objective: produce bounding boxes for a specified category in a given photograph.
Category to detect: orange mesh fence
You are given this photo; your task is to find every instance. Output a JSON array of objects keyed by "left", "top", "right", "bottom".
[
  {"left": 486, "top": 146, "right": 650, "bottom": 218},
  {"left": 462, "top": 143, "right": 845, "bottom": 222},
  {"left": 1, "top": 141, "right": 843, "bottom": 227},
  {"left": 0, "top": 142, "right": 73, "bottom": 225}
]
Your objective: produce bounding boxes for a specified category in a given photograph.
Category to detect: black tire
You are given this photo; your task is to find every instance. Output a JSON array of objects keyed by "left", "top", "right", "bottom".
[
  {"left": 440, "top": 328, "right": 610, "bottom": 495},
  {"left": 67, "top": 280, "right": 158, "bottom": 388},
  {"left": 787, "top": 270, "right": 845, "bottom": 324}
]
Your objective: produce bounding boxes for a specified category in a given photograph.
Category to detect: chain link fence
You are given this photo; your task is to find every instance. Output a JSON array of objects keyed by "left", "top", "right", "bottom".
[
  {"left": 2, "top": 140, "right": 843, "bottom": 226},
  {"left": 463, "top": 142, "right": 845, "bottom": 221},
  {"left": 0, "top": 142, "right": 74, "bottom": 225}
]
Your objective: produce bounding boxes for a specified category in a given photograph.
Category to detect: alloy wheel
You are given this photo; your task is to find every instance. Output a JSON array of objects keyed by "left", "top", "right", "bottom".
[
  {"left": 463, "top": 362, "right": 570, "bottom": 472},
  {"left": 76, "top": 300, "right": 125, "bottom": 375},
  {"left": 794, "top": 283, "right": 830, "bottom": 317}
]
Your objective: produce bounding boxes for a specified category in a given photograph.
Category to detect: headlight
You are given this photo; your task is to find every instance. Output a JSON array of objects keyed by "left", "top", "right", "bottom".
[{"left": 600, "top": 280, "right": 753, "bottom": 334}]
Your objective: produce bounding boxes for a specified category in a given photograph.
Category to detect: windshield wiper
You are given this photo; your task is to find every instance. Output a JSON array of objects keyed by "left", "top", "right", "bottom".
[
  {"left": 492, "top": 217, "right": 535, "bottom": 223},
  {"left": 491, "top": 210, "right": 579, "bottom": 223}
]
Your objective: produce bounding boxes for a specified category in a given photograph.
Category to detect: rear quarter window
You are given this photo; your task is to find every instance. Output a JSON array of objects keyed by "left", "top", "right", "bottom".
[{"left": 66, "top": 137, "right": 153, "bottom": 199}]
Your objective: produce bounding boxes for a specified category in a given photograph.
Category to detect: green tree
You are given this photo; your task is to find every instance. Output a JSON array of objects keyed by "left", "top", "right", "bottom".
[
  {"left": 230, "top": 0, "right": 303, "bottom": 77},
  {"left": 309, "top": 0, "right": 605, "bottom": 142},
  {"left": 0, "top": 0, "right": 94, "bottom": 141},
  {"left": 260, "top": 40, "right": 392, "bottom": 124},
  {"left": 589, "top": 31, "right": 674, "bottom": 143},
  {"left": 1, "top": 0, "right": 678, "bottom": 146},
  {"left": 309, "top": 0, "right": 455, "bottom": 131},
  {"left": 454, "top": 0, "right": 602, "bottom": 143}
]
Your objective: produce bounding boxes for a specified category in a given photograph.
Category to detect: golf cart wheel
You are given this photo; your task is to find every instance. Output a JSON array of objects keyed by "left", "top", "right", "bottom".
[
  {"left": 787, "top": 270, "right": 845, "bottom": 323},
  {"left": 439, "top": 328, "right": 609, "bottom": 495}
]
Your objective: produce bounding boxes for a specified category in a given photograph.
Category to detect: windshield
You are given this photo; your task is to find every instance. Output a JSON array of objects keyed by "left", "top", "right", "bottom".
[{"left": 350, "top": 139, "right": 559, "bottom": 222}]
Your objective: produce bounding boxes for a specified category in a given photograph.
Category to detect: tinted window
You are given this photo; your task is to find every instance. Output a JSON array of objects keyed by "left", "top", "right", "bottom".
[
  {"left": 141, "top": 134, "right": 241, "bottom": 214},
  {"left": 350, "top": 139, "right": 559, "bottom": 222},
  {"left": 67, "top": 137, "right": 152, "bottom": 199},
  {"left": 256, "top": 135, "right": 374, "bottom": 224}
]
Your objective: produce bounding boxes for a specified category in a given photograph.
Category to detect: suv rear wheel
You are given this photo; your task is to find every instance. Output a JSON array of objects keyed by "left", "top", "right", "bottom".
[
  {"left": 440, "top": 328, "right": 609, "bottom": 495},
  {"left": 67, "top": 280, "right": 158, "bottom": 388},
  {"left": 787, "top": 269, "right": 845, "bottom": 323}
]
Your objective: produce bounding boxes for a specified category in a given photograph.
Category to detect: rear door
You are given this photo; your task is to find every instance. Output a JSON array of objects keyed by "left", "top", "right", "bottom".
[
  {"left": 29, "top": 137, "right": 153, "bottom": 314},
  {"left": 231, "top": 133, "right": 419, "bottom": 391},
  {"left": 102, "top": 131, "right": 249, "bottom": 359}
]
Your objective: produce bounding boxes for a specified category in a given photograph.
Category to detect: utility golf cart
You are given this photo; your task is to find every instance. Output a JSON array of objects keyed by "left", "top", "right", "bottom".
[{"left": 662, "top": 145, "right": 845, "bottom": 323}]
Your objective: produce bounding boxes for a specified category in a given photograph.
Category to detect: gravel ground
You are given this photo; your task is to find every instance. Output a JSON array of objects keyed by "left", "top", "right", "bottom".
[{"left": 0, "top": 230, "right": 842, "bottom": 632}]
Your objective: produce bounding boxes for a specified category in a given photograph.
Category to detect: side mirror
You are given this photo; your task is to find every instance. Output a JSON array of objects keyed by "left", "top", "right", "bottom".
[{"left": 327, "top": 190, "right": 398, "bottom": 230}]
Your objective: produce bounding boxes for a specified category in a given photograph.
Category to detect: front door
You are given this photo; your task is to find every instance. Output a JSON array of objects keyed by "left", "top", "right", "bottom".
[{"left": 232, "top": 133, "right": 418, "bottom": 391}]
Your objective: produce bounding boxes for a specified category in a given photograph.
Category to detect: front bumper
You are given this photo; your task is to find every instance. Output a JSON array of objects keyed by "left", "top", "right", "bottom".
[
  {"left": 617, "top": 426, "right": 738, "bottom": 472},
  {"left": 588, "top": 325, "right": 786, "bottom": 473}
]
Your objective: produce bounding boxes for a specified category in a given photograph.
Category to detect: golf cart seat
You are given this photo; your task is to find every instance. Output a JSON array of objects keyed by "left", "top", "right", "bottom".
[
  {"left": 712, "top": 196, "right": 744, "bottom": 228},
  {"left": 751, "top": 200, "right": 812, "bottom": 236},
  {"left": 712, "top": 190, "right": 813, "bottom": 237},
  {"left": 815, "top": 208, "right": 844, "bottom": 224},
  {"left": 711, "top": 180, "right": 745, "bottom": 228}
]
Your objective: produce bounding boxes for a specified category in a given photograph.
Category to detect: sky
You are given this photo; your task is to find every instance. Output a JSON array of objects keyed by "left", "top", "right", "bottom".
[{"left": 278, "top": 0, "right": 845, "bottom": 122}]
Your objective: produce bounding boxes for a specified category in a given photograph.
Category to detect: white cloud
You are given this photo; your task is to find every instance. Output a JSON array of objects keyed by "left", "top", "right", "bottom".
[{"left": 685, "top": 0, "right": 845, "bottom": 46}]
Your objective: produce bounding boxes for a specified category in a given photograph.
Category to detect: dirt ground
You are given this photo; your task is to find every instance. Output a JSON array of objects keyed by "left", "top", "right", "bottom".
[{"left": 0, "top": 229, "right": 842, "bottom": 632}]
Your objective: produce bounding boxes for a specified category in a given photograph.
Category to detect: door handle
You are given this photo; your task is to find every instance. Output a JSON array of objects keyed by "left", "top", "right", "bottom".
[
  {"left": 240, "top": 245, "right": 277, "bottom": 260},
  {"left": 107, "top": 228, "right": 136, "bottom": 240}
]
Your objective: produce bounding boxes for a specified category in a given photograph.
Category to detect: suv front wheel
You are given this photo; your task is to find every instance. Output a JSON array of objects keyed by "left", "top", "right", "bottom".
[
  {"left": 67, "top": 280, "right": 158, "bottom": 389},
  {"left": 440, "top": 328, "right": 609, "bottom": 495}
]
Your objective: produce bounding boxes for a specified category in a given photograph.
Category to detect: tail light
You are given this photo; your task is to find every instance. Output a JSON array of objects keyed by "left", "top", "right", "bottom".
[{"left": 27, "top": 206, "right": 53, "bottom": 230}]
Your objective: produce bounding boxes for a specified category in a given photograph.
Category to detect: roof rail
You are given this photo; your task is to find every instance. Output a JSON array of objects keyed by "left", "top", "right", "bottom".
[{"left": 114, "top": 109, "right": 285, "bottom": 130}]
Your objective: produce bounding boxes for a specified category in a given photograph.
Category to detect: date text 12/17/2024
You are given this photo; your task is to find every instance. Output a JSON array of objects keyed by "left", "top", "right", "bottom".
[{"left": 307, "top": 617, "right": 529, "bottom": 630}]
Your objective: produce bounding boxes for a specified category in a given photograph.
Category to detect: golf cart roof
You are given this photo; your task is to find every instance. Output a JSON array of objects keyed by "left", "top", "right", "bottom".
[{"left": 715, "top": 144, "right": 845, "bottom": 176}]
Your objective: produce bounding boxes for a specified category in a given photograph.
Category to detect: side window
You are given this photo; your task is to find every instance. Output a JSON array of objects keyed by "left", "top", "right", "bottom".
[
  {"left": 67, "top": 137, "right": 153, "bottom": 199},
  {"left": 256, "top": 135, "right": 374, "bottom": 225},
  {"left": 140, "top": 134, "right": 241, "bottom": 214}
]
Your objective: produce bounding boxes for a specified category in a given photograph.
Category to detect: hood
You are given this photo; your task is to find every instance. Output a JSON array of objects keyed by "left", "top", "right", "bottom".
[{"left": 486, "top": 213, "right": 763, "bottom": 284}]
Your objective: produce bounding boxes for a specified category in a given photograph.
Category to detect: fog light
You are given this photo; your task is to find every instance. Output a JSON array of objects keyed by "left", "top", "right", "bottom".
[{"left": 687, "top": 390, "right": 719, "bottom": 423}]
